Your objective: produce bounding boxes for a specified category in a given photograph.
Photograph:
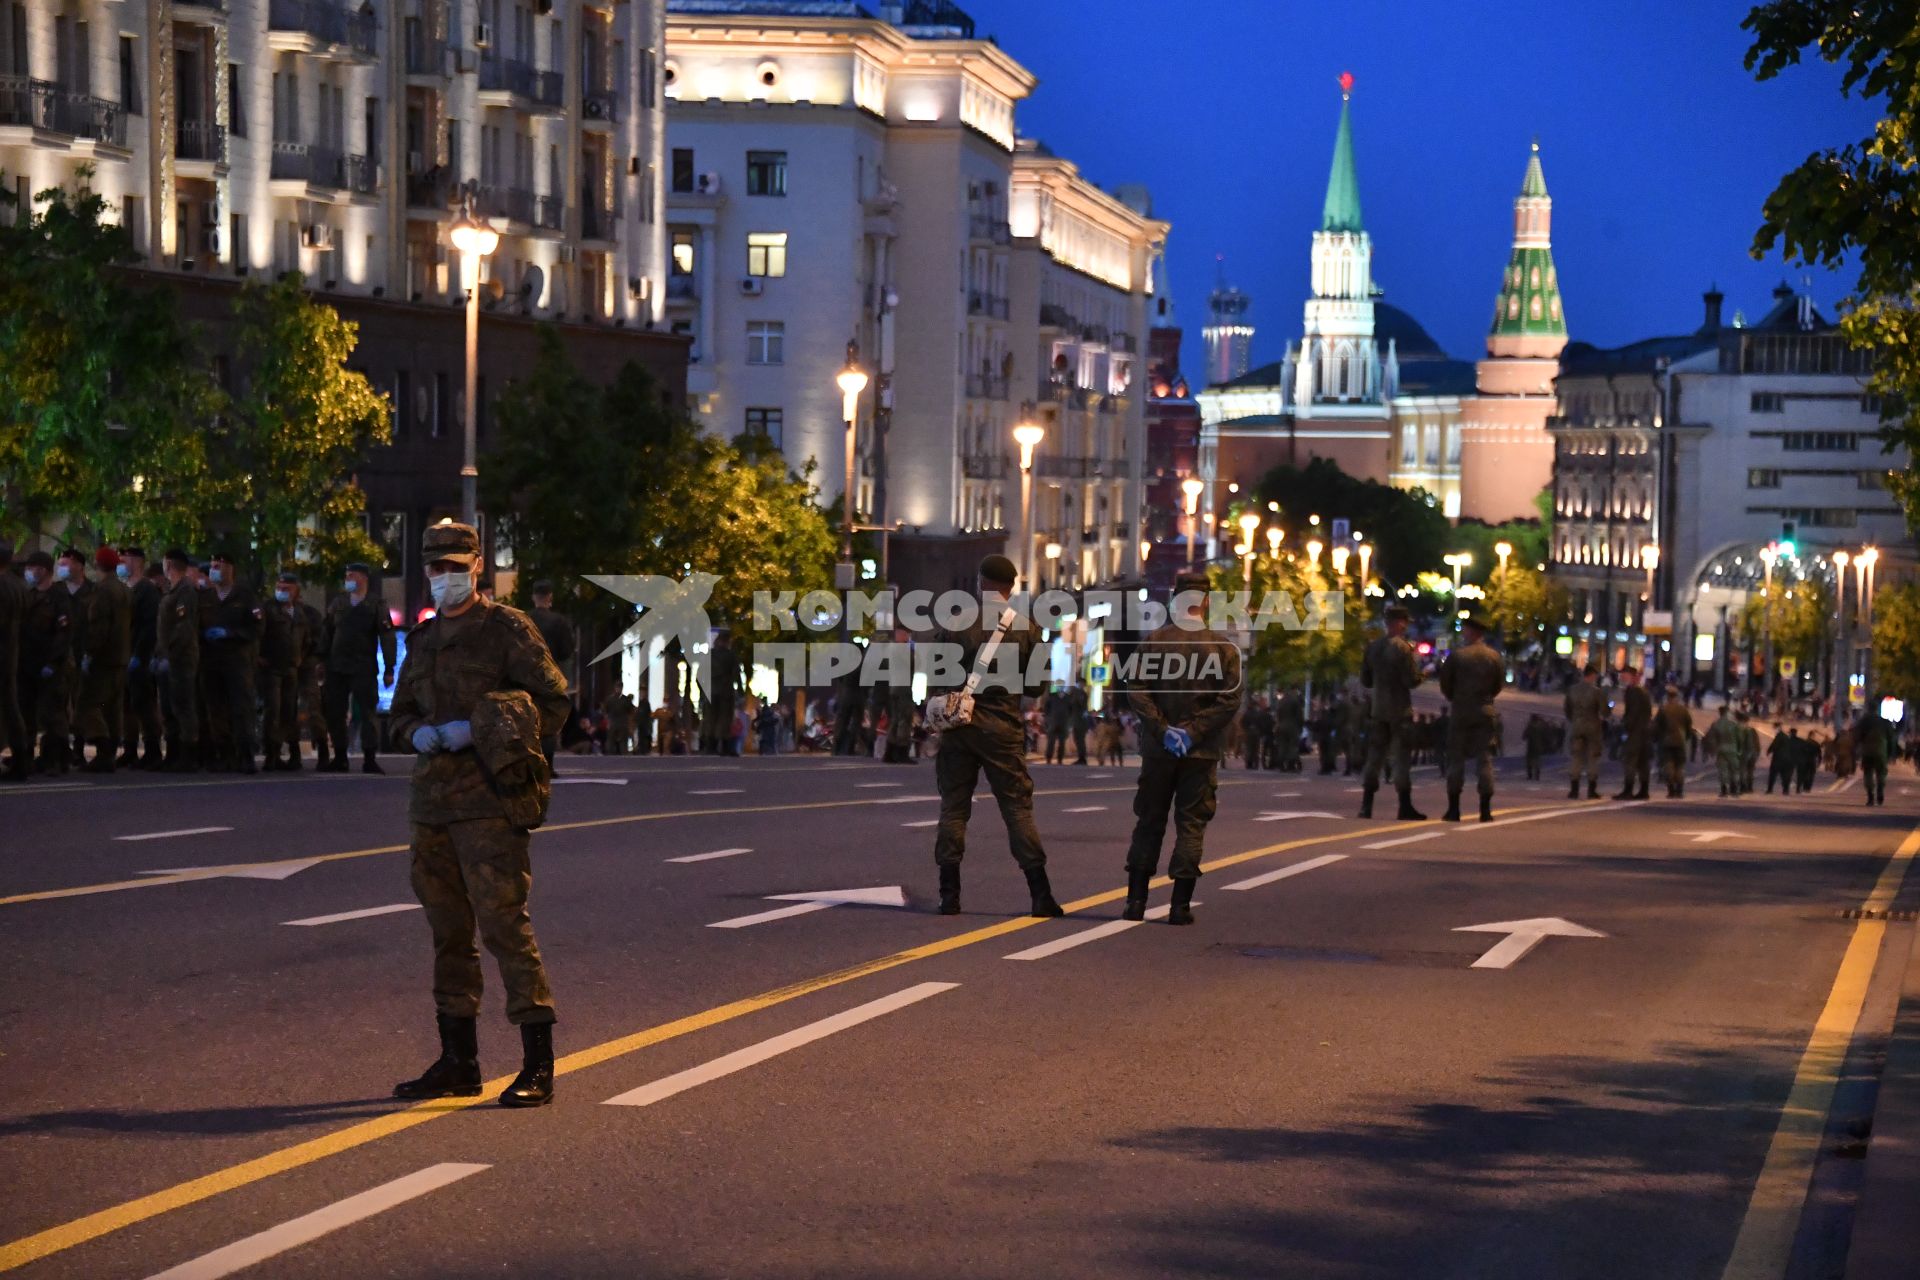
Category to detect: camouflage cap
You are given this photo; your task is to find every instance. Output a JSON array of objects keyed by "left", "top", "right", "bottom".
[
  {"left": 978, "top": 554, "right": 1018, "bottom": 587},
  {"left": 1459, "top": 612, "right": 1489, "bottom": 633},
  {"left": 422, "top": 520, "right": 481, "bottom": 567}
]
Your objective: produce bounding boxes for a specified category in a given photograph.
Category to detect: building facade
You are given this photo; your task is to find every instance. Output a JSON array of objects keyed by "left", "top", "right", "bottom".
[
  {"left": 660, "top": 0, "right": 1162, "bottom": 592},
  {"left": 1201, "top": 266, "right": 1250, "bottom": 388},
  {"left": 1142, "top": 297, "right": 1199, "bottom": 567}
]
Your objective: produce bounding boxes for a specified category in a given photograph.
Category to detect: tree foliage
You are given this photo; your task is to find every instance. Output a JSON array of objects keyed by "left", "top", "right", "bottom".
[
  {"left": 1870, "top": 581, "right": 1920, "bottom": 702},
  {"left": 482, "top": 331, "right": 836, "bottom": 654},
  {"left": 1732, "top": 577, "right": 1831, "bottom": 667},
  {"left": 1744, "top": 0, "right": 1920, "bottom": 527},
  {"left": 1251, "top": 457, "right": 1450, "bottom": 587},
  {"left": 1218, "top": 551, "right": 1371, "bottom": 691},
  {"left": 1482, "top": 562, "right": 1571, "bottom": 651}
]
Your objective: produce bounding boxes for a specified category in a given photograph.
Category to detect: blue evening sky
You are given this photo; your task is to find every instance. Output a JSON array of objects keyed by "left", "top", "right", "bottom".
[{"left": 961, "top": 0, "right": 1885, "bottom": 377}]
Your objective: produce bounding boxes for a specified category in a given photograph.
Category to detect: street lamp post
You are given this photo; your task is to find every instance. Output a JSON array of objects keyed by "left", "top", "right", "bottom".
[
  {"left": 1358, "top": 542, "right": 1373, "bottom": 592},
  {"left": 1859, "top": 546, "right": 1880, "bottom": 696},
  {"left": 1044, "top": 541, "right": 1063, "bottom": 591},
  {"left": 1181, "top": 477, "right": 1204, "bottom": 566},
  {"left": 1014, "top": 417, "right": 1046, "bottom": 590},
  {"left": 1306, "top": 538, "right": 1324, "bottom": 571},
  {"left": 1236, "top": 512, "right": 1260, "bottom": 586},
  {"left": 449, "top": 204, "right": 500, "bottom": 529},
  {"left": 835, "top": 342, "right": 869, "bottom": 568},
  {"left": 1266, "top": 526, "right": 1283, "bottom": 560},
  {"left": 1443, "top": 552, "right": 1472, "bottom": 630},
  {"left": 1832, "top": 549, "right": 1850, "bottom": 728},
  {"left": 1330, "top": 544, "right": 1350, "bottom": 579},
  {"left": 1758, "top": 542, "right": 1778, "bottom": 700}
]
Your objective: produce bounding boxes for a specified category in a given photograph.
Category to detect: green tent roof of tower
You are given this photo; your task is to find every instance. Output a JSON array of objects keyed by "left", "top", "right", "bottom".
[
  {"left": 1490, "top": 145, "right": 1568, "bottom": 338},
  {"left": 1320, "top": 87, "right": 1364, "bottom": 234}
]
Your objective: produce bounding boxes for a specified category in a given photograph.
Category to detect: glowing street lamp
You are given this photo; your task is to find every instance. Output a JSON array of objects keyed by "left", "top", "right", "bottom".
[
  {"left": 1306, "top": 537, "right": 1324, "bottom": 570},
  {"left": 1266, "top": 526, "right": 1283, "bottom": 559},
  {"left": 1014, "top": 417, "right": 1046, "bottom": 589},
  {"left": 1181, "top": 476, "right": 1204, "bottom": 566},
  {"left": 1494, "top": 540, "right": 1512, "bottom": 580},
  {"left": 1832, "top": 549, "right": 1851, "bottom": 723},
  {"left": 1044, "top": 540, "right": 1062, "bottom": 590},
  {"left": 1358, "top": 542, "right": 1373, "bottom": 589},
  {"left": 449, "top": 204, "right": 500, "bottom": 527},
  {"left": 1443, "top": 551, "right": 1472, "bottom": 629},
  {"left": 835, "top": 342, "right": 870, "bottom": 567},
  {"left": 1330, "top": 544, "right": 1350, "bottom": 578}
]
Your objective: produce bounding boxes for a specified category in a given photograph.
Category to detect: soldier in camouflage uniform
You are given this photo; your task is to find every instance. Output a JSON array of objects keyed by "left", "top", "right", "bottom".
[
  {"left": 155, "top": 550, "right": 201, "bottom": 771},
  {"left": 1123, "top": 568, "right": 1243, "bottom": 925},
  {"left": 119, "top": 548, "right": 165, "bottom": 769},
  {"left": 0, "top": 540, "right": 27, "bottom": 782},
  {"left": 390, "top": 521, "right": 571, "bottom": 1109},
  {"left": 1656, "top": 685, "right": 1693, "bottom": 798},
  {"left": 1612, "top": 666, "right": 1653, "bottom": 801},
  {"left": 73, "top": 547, "right": 132, "bottom": 772},
  {"left": 21, "top": 552, "right": 75, "bottom": 774},
  {"left": 1437, "top": 614, "right": 1503, "bottom": 823},
  {"left": 1564, "top": 664, "right": 1606, "bottom": 800},
  {"left": 1359, "top": 604, "right": 1424, "bottom": 820},
  {"left": 259, "top": 571, "right": 313, "bottom": 770},
  {"left": 928, "top": 554, "right": 1064, "bottom": 918}
]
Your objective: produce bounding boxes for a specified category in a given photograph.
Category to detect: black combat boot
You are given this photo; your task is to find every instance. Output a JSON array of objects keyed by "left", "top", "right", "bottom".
[
  {"left": 288, "top": 744, "right": 304, "bottom": 771},
  {"left": 1568, "top": 780, "right": 1580, "bottom": 799},
  {"left": 393, "top": 1013, "right": 482, "bottom": 1100},
  {"left": 937, "top": 864, "right": 961, "bottom": 915},
  {"left": 1358, "top": 785, "right": 1376, "bottom": 819},
  {"left": 139, "top": 743, "right": 164, "bottom": 770},
  {"left": 117, "top": 741, "right": 138, "bottom": 768},
  {"left": 1442, "top": 790, "right": 1462, "bottom": 823},
  {"left": 314, "top": 739, "right": 332, "bottom": 770},
  {"left": 362, "top": 755, "right": 384, "bottom": 774},
  {"left": 500, "top": 1022, "right": 555, "bottom": 1108},
  {"left": 1025, "top": 867, "right": 1064, "bottom": 918},
  {"left": 1166, "top": 877, "right": 1196, "bottom": 926},
  {"left": 1479, "top": 795, "right": 1494, "bottom": 823},
  {"left": 1395, "top": 789, "right": 1426, "bottom": 821},
  {"left": 236, "top": 748, "right": 257, "bottom": 775},
  {"left": 85, "top": 740, "right": 115, "bottom": 773},
  {"left": 1121, "top": 871, "right": 1151, "bottom": 922},
  {"left": 1587, "top": 780, "right": 1599, "bottom": 800}
]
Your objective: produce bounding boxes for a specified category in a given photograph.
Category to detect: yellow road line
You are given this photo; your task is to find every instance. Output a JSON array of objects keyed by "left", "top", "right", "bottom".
[
  {"left": 0, "top": 805, "right": 1443, "bottom": 1274},
  {"left": 0, "top": 782, "right": 1189, "bottom": 908},
  {"left": 1719, "top": 823, "right": 1920, "bottom": 1280}
]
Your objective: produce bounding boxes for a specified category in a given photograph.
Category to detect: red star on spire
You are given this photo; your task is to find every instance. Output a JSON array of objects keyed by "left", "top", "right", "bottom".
[{"left": 1338, "top": 71, "right": 1355, "bottom": 98}]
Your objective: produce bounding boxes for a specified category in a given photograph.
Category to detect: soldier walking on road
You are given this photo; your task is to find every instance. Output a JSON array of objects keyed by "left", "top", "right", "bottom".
[
  {"left": 1737, "top": 712, "right": 1760, "bottom": 795},
  {"left": 1857, "top": 711, "right": 1895, "bottom": 807},
  {"left": 1704, "top": 706, "right": 1742, "bottom": 798},
  {"left": 1656, "top": 685, "right": 1693, "bottom": 798},
  {"left": 0, "top": 541, "right": 29, "bottom": 782},
  {"left": 200, "top": 552, "right": 264, "bottom": 774},
  {"left": 1613, "top": 667, "right": 1652, "bottom": 801},
  {"left": 1122, "top": 568, "right": 1242, "bottom": 924},
  {"left": 322, "top": 563, "right": 397, "bottom": 774},
  {"left": 1359, "top": 603, "right": 1424, "bottom": 820},
  {"left": 603, "top": 689, "right": 635, "bottom": 756},
  {"left": 390, "top": 521, "right": 571, "bottom": 1109},
  {"left": 155, "top": 550, "right": 201, "bottom": 772},
  {"left": 1564, "top": 665, "right": 1605, "bottom": 800},
  {"left": 1275, "top": 688, "right": 1304, "bottom": 772},
  {"left": 1765, "top": 726, "right": 1798, "bottom": 795},
  {"left": 1437, "top": 614, "right": 1502, "bottom": 823},
  {"left": 21, "top": 552, "right": 74, "bottom": 774},
  {"left": 928, "top": 554, "right": 1064, "bottom": 919},
  {"left": 119, "top": 548, "right": 164, "bottom": 769}
]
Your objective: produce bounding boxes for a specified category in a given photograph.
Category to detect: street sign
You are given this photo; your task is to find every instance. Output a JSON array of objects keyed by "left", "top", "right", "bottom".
[
  {"left": 1778, "top": 656, "right": 1797, "bottom": 679},
  {"left": 1331, "top": 518, "right": 1351, "bottom": 543},
  {"left": 1644, "top": 610, "right": 1673, "bottom": 637}
]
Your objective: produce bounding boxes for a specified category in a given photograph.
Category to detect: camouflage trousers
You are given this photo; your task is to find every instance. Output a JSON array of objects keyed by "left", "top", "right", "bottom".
[
  {"left": 1445, "top": 716, "right": 1497, "bottom": 798},
  {"left": 410, "top": 818, "right": 556, "bottom": 1026},
  {"left": 161, "top": 658, "right": 199, "bottom": 745},
  {"left": 1660, "top": 744, "right": 1688, "bottom": 793},
  {"left": 74, "top": 663, "right": 124, "bottom": 742},
  {"left": 1126, "top": 753, "right": 1219, "bottom": 881},
  {"left": 1569, "top": 726, "right": 1603, "bottom": 784},
  {"left": 259, "top": 667, "right": 299, "bottom": 756},
  {"left": 1361, "top": 716, "right": 1412, "bottom": 793},
  {"left": 933, "top": 721, "right": 1048, "bottom": 872},
  {"left": 1621, "top": 733, "right": 1650, "bottom": 794},
  {"left": 1717, "top": 752, "right": 1742, "bottom": 795}
]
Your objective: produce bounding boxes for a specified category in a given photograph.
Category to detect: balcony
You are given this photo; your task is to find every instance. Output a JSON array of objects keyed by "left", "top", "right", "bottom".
[
  {"left": 406, "top": 164, "right": 453, "bottom": 212},
  {"left": 967, "top": 290, "right": 1009, "bottom": 321},
  {"left": 403, "top": 24, "right": 448, "bottom": 77},
  {"left": 965, "top": 373, "right": 1009, "bottom": 401},
  {"left": 478, "top": 56, "right": 563, "bottom": 112},
  {"left": 968, "top": 213, "right": 1010, "bottom": 244},
  {"left": 1039, "top": 302, "right": 1077, "bottom": 330},
  {"left": 271, "top": 141, "right": 377, "bottom": 197},
  {"left": 175, "top": 119, "right": 226, "bottom": 165},
  {"left": 175, "top": 0, "right": 226, "bottom": 19},
  {"left": 666, "top": 274, "right": 697, "bottom": 301},
  {"left": 961, "top": 454, "right": 1009, "bottom": 480},
  {"left": 1034, "top": 456, "right": 1130, "bottom": 481},
  {"left": 0, "top": 76, "right": 128, "bottom": 149},
  {"left": 534, "top": 194, "right": 563, "bottom": 232},
  {"left": 582, "top": 89, "right": 618, "bottom": 125},
  {"left": 476, "top": 183, "right": 534, "bottom": 227},
  {"left": 581, "top": 202, "right": 614, "bottom": 242},
  {"left": 268, "top": 0, "right": 378, "bottom": 58}
]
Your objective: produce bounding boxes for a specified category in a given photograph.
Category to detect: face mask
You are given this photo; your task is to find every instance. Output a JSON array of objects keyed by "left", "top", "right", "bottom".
[
  {"left": 428, "top": 570, "right": 474, "bottom": 610},
  {"left": 115, "top": 563, "right": 130, "bottom": 581},
  {"left": 23, "top": 569, "right": 41, "bottom": 588},
  {"left": 345, "top": 578, "right": 363, "bottom": 596},
  {"left": 209, "top": 567, "right": 226, "bottom": 586},
  {"left": 53, "top": 563, "right": 71, "bottom": 583},
  {"left": 274, "top": 589, "right": 291, "bottom": 604}
]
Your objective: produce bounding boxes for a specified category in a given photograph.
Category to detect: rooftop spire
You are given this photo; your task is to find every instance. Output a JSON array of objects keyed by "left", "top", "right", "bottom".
[
  {"left": 1320, "top": 73, "right": 1364, "bottom": 234},
  {"left": 1520, "top": 138, "right": 1548, "bottom": 199},
  {"left": 1489, "top": 140, "right": 1566, "bottom": 343}
]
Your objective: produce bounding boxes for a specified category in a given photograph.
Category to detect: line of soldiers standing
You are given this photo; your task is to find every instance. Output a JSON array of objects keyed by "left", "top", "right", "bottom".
[{"left": 0, "top": 539, "right": 399, "bottom": 779}]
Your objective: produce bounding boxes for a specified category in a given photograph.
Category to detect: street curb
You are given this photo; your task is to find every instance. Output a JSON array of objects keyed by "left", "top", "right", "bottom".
[{"left": 1844, "top": 921, "right": 1920, "bottom": 1279}]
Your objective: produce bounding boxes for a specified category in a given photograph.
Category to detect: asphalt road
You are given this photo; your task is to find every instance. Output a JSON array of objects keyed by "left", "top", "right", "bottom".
[{"left": 2, "top": 746, "right": 1917, "bottom": 1279}]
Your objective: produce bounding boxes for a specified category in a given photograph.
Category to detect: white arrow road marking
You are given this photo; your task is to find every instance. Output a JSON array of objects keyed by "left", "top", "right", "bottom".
[
  {"left": 553, "top": 777, "right": 628, "bottom": 786},
  {"left": 665, "top": 847, "right": 753, "bottom": 864},
  {"left": 1454, "top": 917, "right": 1606, "bottom": 970},
  {"left": 113, "top": 826, "right": 234, "bottom": 842},
  {"left": 1220, "top": 854, "right": 1347, "bottom": 892},
  {"left": 1064, "top": 805, "right": 1107, "bottom": 813},
  {"left": 901, "top": 819, "right": 939, "bottom": 828},
  {"left": 138, "top": 859, "right": 325, "bottom": 883},
  {"left": 604, "top": 983, "right": 957, "bottom": 1106},
  {"left": 282, "top": 903, "right": 421, "bottom": 927},
  {"left": 143, "top": 1162, "right": 490, "bottom": 1280},
  {"left": 1002, "top": 903, "right": 1192, "bottom": 960},
  {"left": 1253, "top": 810, "right": 1342, "bottom": 822},
  {"left": 1673, "top": 829, "right": 1754, "bottom": 844},
  {"left": 708, "top": 885, "right": 908, "bottom": 929},
  {"left": 688, "top": 788, "right": 744, "bottom": 796}
]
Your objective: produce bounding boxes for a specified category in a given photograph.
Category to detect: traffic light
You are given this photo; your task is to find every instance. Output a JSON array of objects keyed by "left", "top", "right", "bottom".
[{"left": 1779, "top": 521, "right": 1796, "bottom": 557}]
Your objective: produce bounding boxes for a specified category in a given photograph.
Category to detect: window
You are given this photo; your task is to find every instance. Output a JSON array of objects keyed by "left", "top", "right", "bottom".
[
  {"left": 228, "top": 63, "right": 245, "bottom": 136},
  {"left": 745, "top": 320, "right": 784, "bottom": 365},
  {"left": 1751, "top": 392, "right": 1784, "bottom": 413},
  {"left": 746, "top": 231, "right": 786, "bottom": 277},
  {"left": 1859, "top": 470, "right": 1885, "bottom": 491},
  {"left": 670, "top": 229, "right": 694, "bottom": 276},
  {"left": 392, "top": 370, "right": 410, "bottom": 437},
  {"left": 671, "top": 147, "right": 694, "bottom": 193},
  {"left": 433, "top": 371, "right": 449, "bottom": 437},
  {"left": 119, "top": 36, "right": 139, "bottom": 114},
  {"left": 1781, "top": 432, "right": 1859, "bottom": 452},
  {"left": 744, "top": 407, "right": 783, "bottom": 449},
  {"left": 229, "top": 213, "right": 245, "bottom": 272},
  {"left": 746, "top": 150, "right": 787, "bottom": 196},
  {"left": 1747, "top": 468, "right": 1781, "bottom": 489},
  {"left": 122, "top": 194, "right": 145, "bottom": 255}
]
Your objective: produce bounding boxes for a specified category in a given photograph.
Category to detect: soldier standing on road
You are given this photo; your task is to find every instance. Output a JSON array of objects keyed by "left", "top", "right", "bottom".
[
  {"left": 1274, "top": 688, "right": 1304, "bottom": 772},
  {"left": 0, "top": 540, "right": 28, "bottom": 782},
  {"left": 1043, "top": 687, "right": 1072, "bottom": 765},
  {"left": 258, "top": 571, "right": 312, "bottom": 771},
  {"left": 1122, "top": 567, "right": 1242, "bottom": 924},
  {"left": 1797, "top": 731, "right": 1823, "bottom": 793},
  {"left": 289, "top": 579, "right": 326, "bottom": 770},
  {"left": 1657, "top": 685, "right": 1693, "bottom": 798},
  {"left": 703, "top": 629, "right": 743, "bottom": 757},
  {"left": 119, "top": 548, "right": 164, "bottom": 769},
  {"left": 1855, "top": 712, "right": 1894, "bottom": 807},
  {"left": 1522, "top": 713, "right": 1550, "bottom": 780},
  {"left": 1613, "top": 666, "right": 1653, "bottom": 801},
  {"left": 526, "top": 581, "right": 576, "bottom": 769},
  {"left": 1359, "top": 603, "right": 1424, "bottom": 820},
  {"left": 1704, "top": 706, "right": 1742, "bottom": 798},
  {"left": 1766, "top": 725, "right": 1798, "bottom": 795},
  {"left": 1737, "top": 712, "right": 1760, "bottom": 795},
  {"left": 200, "top": 551, "right": 264, "bottom": 774},
  {"left": 1437, "top": 614, "right": 1503, "bottom": 824},
  {"left": 1241, "top": 694, "right": 1272, "bottom": 771},
  {"left": 928, "top": 554, "right": 1064, "bottom": 919},
  {"left": 70, "top": 547, "right": 132, "bottom": 773},
  {"left": 603, "top": 688, "right": 635, "bottom": 756},
  {"left": 322, "top": 563, "right": 397, "bottom": 774},
  {"left": 390, "top": 521, "right": 571, "bottom": 1109},
  {"left": 1068, "top": 684, "right": 1090, "bottom": 765},
  {"left": 1564, "top": 665, "right": 1605, "bottom": 800},
  {"left": 21, "top": 552, "right": 75, "bottom": 774},
  {"left": 155, "top": 550, "right": 201, "bottom": 772}
]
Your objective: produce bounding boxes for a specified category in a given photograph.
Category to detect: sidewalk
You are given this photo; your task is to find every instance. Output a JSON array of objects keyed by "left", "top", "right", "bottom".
[{"left": 1845, "top": 918, "right": 1920, "bottom": 1279}]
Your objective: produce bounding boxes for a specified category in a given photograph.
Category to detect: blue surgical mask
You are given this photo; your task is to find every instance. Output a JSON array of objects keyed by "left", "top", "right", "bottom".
[
  {"left": 53, "top": 563, "right": 72, "bottom": 582},
  {"left": 428, "top": 570, "right": 474, "bottom": 610},
  {"left": 209, "top": 566, "right": 226, "bottom": 586},
  {"left": 274, "top": 589, "right": 291, "bottom": 604},
  {"left": 115, "top": 563, "right": 130, "bottom": 581},
  {"left": 23, "top": 568, "right": 42, "bottom": 588}
]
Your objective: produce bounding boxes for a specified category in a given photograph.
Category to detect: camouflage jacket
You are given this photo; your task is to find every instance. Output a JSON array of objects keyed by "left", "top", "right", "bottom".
[
  {"left": 388, "top": 598, "right": 571, "bottom": 825},
  {"left": 1438, "top": 641, "right": 1504, "bottom": 722},
  {"left": 157, "top": 577, "right": 199, "bottom": 667},
  {"left": 1127, "top": 622, "right": 1243, "bottom": 760}
]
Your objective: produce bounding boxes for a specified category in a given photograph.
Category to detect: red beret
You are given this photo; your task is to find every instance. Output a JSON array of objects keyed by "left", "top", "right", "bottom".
[{"left": 94, "top": 547, "right": 120, "bottom": 570}]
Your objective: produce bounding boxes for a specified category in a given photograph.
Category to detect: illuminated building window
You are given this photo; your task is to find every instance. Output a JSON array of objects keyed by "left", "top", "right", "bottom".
[{"left": 746, "top": 231, "right": 787, "bottom": 277}]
